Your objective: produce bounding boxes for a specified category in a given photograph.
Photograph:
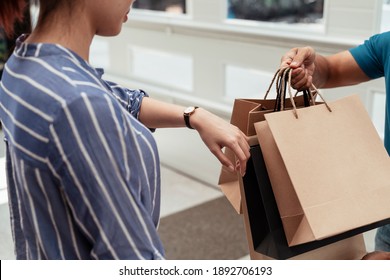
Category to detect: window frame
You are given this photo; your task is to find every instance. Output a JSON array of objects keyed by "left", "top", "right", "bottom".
[{"left": 130, "top": 0, "right": 330, "bottom": 41}]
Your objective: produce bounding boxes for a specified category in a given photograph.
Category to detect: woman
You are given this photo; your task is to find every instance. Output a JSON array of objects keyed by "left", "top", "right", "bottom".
[{"left": 0, "top": 0, "right": 250, "bottom": 259}]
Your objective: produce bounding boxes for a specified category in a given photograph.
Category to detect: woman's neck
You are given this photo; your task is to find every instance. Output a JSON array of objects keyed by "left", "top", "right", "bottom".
[{"left": 26, "top": 12, "right": 94, "bottom": 62}]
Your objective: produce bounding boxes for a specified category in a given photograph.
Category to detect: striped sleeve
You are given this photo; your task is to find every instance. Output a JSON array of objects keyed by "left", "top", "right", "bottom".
[{"left": 105, "top": 81, "right": 148, "bottom": 120}]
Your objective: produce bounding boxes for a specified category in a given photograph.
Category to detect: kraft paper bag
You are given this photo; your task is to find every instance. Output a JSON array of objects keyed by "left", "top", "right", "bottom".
[
  {"left": 218, "top": 98, "right": 270, "bottom": 213},
  {"left": 240, "top": 151, "right": 367, "bottom": 260},
  {"left": 241, "top": 144, "right": 368, "bottom": 259},
  {"left": 219, "top": 68, "right": 291, "bottom": 213},
  {"left": 218, "top": 98, "right": 280, "bottom": 213},
  {"left": 218, "top": 71, "right": 313, "bottom": 214},
  {"left": 219, "top": 135, "right": 260, "bottom": 214},
  {"left": 255, "top": 94, "right": 390, "bottom": 246}
]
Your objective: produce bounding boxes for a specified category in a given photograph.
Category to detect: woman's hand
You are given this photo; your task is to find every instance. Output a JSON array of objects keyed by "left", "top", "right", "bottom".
[
  {"left": 138, "top": 98, "right": 250, "bottom": 176},
  {"left": 191, "top": 108, "right": 250, "bottom": 177}
]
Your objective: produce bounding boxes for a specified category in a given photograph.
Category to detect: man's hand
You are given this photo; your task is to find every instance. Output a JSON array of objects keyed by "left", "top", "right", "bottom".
[{"left": 280, "top": 46, "right": 316, "bottom": 91}]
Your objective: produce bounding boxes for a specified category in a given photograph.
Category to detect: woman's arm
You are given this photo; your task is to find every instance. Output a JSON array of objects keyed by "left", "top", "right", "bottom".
[{"left": 139, "top": 97, "right": 250, "bottom": 176}]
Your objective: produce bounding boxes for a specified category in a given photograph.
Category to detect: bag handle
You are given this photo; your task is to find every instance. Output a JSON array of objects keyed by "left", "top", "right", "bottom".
[
  {"left": 265, "top": 67, "right": 332, "bottom": 119},
  {"left": 267, "top": 68, "right": 308, "bottom": 113},
  {"left": 286, "top": 70, "right": 332, "bottom": 119}
]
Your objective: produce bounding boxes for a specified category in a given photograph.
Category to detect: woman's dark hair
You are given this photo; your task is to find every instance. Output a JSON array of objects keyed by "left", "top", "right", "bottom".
[
  {"left": 0, "top": 0, "right": 28, "bottom": 37},
  {"left": 0, "top": 0, "right": 68, "bottom": 38}
]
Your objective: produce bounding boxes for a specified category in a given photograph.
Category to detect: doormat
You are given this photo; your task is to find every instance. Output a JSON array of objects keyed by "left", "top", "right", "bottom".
[{"left": 158, "top": 197, "right": 249, "bottom": 260}]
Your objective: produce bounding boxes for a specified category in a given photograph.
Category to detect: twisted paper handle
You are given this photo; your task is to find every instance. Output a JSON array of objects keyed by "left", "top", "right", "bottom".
[{"left": 264, "top": 67, "right": 332, "bottom": 119}]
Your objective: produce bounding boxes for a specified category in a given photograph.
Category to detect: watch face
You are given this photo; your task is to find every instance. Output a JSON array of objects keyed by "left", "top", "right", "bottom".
[{"left": 184, "top": 106, "right": 195, "bottom": 114}]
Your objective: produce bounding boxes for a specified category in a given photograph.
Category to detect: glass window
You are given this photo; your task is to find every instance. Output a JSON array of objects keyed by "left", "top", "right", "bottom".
[
  {"left": 382, "top": 0, "right": 390, "bottom": 32},
  {"left": 228, "top": 0, "right": 324, "bottom": 24},
  {"left": 133, "top": 0, "right": 186, "bottom": 14}
]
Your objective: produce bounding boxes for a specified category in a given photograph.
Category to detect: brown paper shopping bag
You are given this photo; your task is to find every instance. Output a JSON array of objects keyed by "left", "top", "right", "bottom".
[
  {"left": 239, "top": 155, "right": 367, "bottom": 260},
  {"left": 219, "top": 69, "right": 314, "bottom": 213},
  {"left": 241, "top": 142, "right": 368, "bottom": 259},
  {"left": 255, "top": 93, "right": 390, "bottom": 246}
]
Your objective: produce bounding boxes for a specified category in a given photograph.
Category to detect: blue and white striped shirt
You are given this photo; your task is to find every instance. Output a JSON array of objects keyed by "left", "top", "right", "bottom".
[{"left": 0, "top": 35, "right": 165, "bottom": 259}]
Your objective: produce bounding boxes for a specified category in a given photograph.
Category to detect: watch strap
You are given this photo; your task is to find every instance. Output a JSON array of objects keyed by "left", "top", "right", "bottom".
[{"left": 184, "top": 106, "right": 198, "bottom": 129}]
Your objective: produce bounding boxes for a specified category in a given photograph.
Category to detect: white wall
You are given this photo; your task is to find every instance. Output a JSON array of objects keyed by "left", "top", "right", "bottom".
[{"left": 91, "top": 0, "right": 386, "bottom": 186}]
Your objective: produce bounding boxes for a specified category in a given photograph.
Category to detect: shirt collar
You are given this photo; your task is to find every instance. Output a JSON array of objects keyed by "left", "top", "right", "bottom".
[{"left": 14, "top": 34, "right": 104, "bottom": 78}]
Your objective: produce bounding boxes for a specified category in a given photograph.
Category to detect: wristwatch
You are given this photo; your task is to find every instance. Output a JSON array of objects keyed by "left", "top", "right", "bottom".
[{"left": 183, "top": 106, "right": 199, "bottom": 129}]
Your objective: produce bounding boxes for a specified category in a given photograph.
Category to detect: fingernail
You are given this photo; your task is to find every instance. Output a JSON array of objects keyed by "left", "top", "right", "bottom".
[{"left": 229, "top": 165, "right": 235, "bottom": 172}]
